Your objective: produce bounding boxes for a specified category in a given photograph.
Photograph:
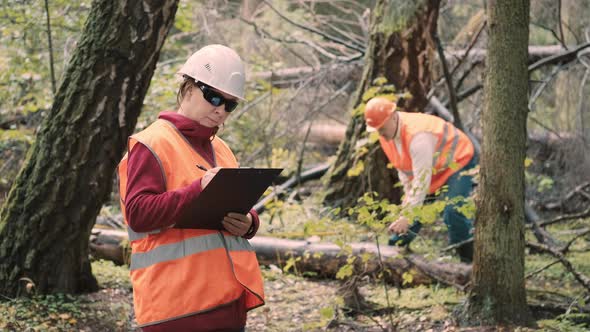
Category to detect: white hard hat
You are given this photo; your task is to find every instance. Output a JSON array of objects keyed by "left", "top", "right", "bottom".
[{"left": 177, "top": 44, "right": 246, "bottom": 100}]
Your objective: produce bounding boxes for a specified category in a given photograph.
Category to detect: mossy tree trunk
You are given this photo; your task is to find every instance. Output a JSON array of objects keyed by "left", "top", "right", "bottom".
[
  {"left": 0, "top": 0, "right": 179, "bottom": 297},
  {"left": 459, "top": 0, "right": 535, "bottom": 326},
  {"left": 323, "top": 0, "right": 440, "bottom": 209}
]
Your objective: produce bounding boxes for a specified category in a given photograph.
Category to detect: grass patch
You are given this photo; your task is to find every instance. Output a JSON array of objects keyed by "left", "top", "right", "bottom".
[{"left": 0, "top": 260, "right": 133, "bottom": 331}]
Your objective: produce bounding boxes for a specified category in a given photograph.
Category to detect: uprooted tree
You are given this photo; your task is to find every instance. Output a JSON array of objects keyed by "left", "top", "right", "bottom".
[
  {"left": 323, "top": 0, "right": 441, "bottom": 209},
  {"left": 0, "top": 0, "right": 179, "bottom": 297}
]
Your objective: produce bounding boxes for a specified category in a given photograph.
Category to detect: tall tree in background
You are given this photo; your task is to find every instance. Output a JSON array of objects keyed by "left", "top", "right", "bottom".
[
  {"left": 0, "top": 0, "right": 179, "bottom": 296},
  {"left": 323, "top": 0, "right": 440, "bottom": 209},
  {"left": 553, "top": 0, "right": 590, "bottom": 138},
  {"left": 459, "top": 0, "right": 534, "bottom": 326}
]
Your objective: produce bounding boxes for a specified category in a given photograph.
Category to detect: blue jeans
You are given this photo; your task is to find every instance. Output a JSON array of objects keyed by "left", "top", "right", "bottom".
[{"left": 443, "top": 153, "right": 477, "bottom": 245}]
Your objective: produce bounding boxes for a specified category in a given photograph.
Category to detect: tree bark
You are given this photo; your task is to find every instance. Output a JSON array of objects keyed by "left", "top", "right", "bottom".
[
  {"left": 459, "top": 0, "right": 535, "bottom": 326},
  {"left": 323, "top": 0, "right": 440, "bottom": 209},
  {"left": 0, "top": 0, "right": 179, "bottom": 297}
]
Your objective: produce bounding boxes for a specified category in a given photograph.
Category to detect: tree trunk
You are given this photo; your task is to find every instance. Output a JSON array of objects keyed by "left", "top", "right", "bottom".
[
  {"left": 459, "top": 0, "right": 534, "bottom": 326},
  {"left": 323, "top": 0, "right": 440, "bottom": 209},
  {"left": 0, "top": 0, "right": 179, "bottom": 297}
]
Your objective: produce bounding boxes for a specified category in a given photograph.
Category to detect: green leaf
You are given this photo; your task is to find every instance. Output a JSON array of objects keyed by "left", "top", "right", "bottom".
[
  {"left": 347, "top": 160, "right": 365, "bottom": 177},
  {"left": 402, "top": 271, "right": 414, "bottom": 285},
  {"left": 319, "top": 307, "right": 334, "bottom": 320},
  {"left": 336, "top": 263, "right": 354, "bottom": 279}
]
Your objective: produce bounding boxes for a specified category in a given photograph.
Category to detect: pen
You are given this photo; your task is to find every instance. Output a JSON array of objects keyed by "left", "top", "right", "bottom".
[{"left": 196, "top": 164, "right": 208, "bottom": 172}]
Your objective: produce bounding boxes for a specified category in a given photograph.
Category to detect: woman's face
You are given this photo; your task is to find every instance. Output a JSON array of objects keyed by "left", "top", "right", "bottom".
[{"left": 178, "top": 83, "right": 237, "bottom": 128}]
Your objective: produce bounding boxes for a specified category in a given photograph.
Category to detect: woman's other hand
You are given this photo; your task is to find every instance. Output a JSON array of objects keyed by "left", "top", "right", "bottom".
[
  {"left": 222, "top": 212, "right": 253, "bottom": 237},
  {"left": 201, "top": 167, "right": 221, "bottom": 188}
]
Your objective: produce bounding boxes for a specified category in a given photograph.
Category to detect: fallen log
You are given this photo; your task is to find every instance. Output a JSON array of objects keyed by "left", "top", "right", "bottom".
[
  {"left": 252, "top": 236, "right": 471, "bottom": 289},
  {"left": 89, "top": 228, "right": 471, "bottom": 288}
]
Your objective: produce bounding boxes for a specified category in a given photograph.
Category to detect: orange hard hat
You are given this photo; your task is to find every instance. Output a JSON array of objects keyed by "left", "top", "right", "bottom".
[{"left": 364, "top": 97, "right": 396, "bottom": 132}]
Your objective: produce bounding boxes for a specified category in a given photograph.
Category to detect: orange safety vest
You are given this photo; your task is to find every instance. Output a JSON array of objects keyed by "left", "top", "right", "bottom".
[
  {"left": 118, "top": 119, "right": 264, "bottom": 327},
  {"left": 379, "top": 112, "right": 474, "bottom": 194}
]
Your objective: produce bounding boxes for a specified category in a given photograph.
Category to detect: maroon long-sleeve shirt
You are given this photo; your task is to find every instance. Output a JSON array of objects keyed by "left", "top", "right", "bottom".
[{"left": 125, "top": 111, "right": 259, "bottom": 331}]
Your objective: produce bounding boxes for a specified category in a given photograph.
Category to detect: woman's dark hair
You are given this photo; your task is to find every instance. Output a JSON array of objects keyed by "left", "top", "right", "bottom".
[{"left": 177, "top": 76, "right": 197, "bottom": 107}]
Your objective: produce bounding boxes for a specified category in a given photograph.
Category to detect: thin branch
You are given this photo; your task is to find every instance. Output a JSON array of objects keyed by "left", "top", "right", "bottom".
[
  {"left": 557, "top": 0, "right": 568, "bottom": 50},
  {"left": 530, "top": 22, "right": 563, "bottom": 47},
  {"left": 561, "top": 228, "right": 590, "bottom": 255},
  {"left": 456, "top": 83, "right": 483, "bottom": 103},
  {"left": 537, "top": 206, "right": 590, "bottom": 227},
  {"left": 529, "top": 64, "right": 563, "bottom": 111},
  {"left": 441, "top": 238, "right": 473, "bottom": 252},
  {"left": 261, "top": 0, "right": 365, "bottom": 54},
  {"left": 433, "top": 31, "right": 462, "bottom": 131},
  {"left": 454, "top": 59, "right": 483, "bottom": 92},
  {"left": 528, "top": 114, "right": 563, "bottom": 139},
  {"left": 525, "top": 259, "right": 560, "bottom": 279},
  {"left": 234, "top": 91, "right": 270, "bottom": 120},
  {"left": 296, "top": 82, "right": 351, "bottom": 179},
  {"left": 44, "top": 0, "right": 56, "bottom": 95},
  {"left": 296, "top": 2, "right": 366, "bottom": 50},
  {"left": 526, "top": 241, "right": 590, "bottom": 293},
  {"left": 525, "top": 204, "right": 561, "bottom": 247},
  {"left": 540, "top": 182, "right": 590, "bottom": 211},
  {"left": 450, "top": 20, "right": 487, "bottom": 76},
  {"left": 576, "top": 47, "right": 590, "bottom": 144},
  {"left": 374, "top": 237, "right": 396, "bottom": 329},
  {"left": 529, "top": 42, "right": 590, "bottom": 72}
]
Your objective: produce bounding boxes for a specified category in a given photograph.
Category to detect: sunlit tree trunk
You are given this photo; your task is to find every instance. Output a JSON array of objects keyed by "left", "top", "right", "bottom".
[
  {"left": 0, "top": 0, "right": 179, "bottom": 296},
  {"left": 459, "top": 0, "right": 535, "bottom": 326},
  {"left": 323, "top": 0, "right": 440, "bottom": 209}
]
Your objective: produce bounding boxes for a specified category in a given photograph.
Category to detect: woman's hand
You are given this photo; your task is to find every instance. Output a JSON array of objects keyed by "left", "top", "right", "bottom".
[
  {"left": 222, "top": 212, "right": 253, "bottom": 237},
  {"left": 201, "top": 167, "right": 221, "bottom": 188}
]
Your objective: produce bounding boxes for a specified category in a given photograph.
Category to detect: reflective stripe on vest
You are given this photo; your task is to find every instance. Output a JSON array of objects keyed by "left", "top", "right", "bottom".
[
  {"left": 116, "top": 119, "right": 264, "bottom": 326},
  {"left": 379, "top": 112, "right": 474, "bottom": 193},
  {"left": 127, "top": 227, "right": 161, "bottom": 241},
  {"left": 402, "top": 124, "right": 459, "bottom": 178},
  {"left": 130, "top": 232, "right": 253, "bottom": 271}
]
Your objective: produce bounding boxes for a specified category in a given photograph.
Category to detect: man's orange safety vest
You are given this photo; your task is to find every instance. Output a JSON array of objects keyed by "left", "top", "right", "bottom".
[
  {"left": 379, "top": 112, "right": 474, "bottom": 194},
  {"left": 118, "top": 119, "right": 264, "bottom": 327}
]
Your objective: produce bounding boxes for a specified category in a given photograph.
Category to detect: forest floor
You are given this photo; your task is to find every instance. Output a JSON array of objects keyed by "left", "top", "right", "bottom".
[
  {"left": 1, "top": 216, "right": 589, "bottom": 331},
  {"left": 1, "top": 191, "right": 589, "bottom": 331},
  {"left": 0, "top": 257, "right": 588, "bottom": 332}
]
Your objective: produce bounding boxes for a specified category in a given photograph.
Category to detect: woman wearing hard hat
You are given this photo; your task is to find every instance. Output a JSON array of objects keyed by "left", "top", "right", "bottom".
[
  {"left": 118, "top": 45, "right": 264, "bottom": 331},
  {"left": 364, "top": 97, "right": 478, "bottom": 263}
]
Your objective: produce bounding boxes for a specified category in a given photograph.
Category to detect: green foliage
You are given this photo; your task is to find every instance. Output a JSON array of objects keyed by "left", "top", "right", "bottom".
[
  {"left": 92, "top": 260, "right": 131, "bottom": 289},
  {"left": 525, "top": 158, "right": 555, "bottom": 193},
  {"left": 283, "top": 256, "right": 301, "bottom": 274},
  {"left": 0, "top": 294, "right": 83, "bottom": 331},
  {"left": 335, "top": 256, "right": 356, "bottom": 280},
  {"left": 538, "top": 317, "right": 589, "bottom": 332},
  {"left": 346, "top": 159, "right": 365, "bottom": 177},
  {"left": 0, "top": 259, "right": 133, "bottom": 332},
  {"left": 377, "top": 0, "right": 426, "bottom": 34},
  {"left": 401, "top": 271, "right": 414, "bottom": 285},
  {"left": 0, "top": 1, "right": 90, "bottom": 116}
]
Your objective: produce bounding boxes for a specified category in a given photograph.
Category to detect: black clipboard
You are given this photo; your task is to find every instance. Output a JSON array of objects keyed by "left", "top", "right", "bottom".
[{"left": 174, "top": 168, "right": 283, "bottom": 229}]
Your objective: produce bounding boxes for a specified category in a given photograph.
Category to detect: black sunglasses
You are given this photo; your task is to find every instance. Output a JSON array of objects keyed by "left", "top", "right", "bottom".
[{"left": 196, "top": 83, "right": 239, "bottom": 113}]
